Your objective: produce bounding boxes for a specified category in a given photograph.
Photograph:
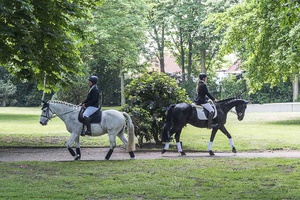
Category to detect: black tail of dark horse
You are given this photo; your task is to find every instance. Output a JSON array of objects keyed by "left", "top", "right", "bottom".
[{"left": 161, "top": 104, "right": 176, "bottom": 142}]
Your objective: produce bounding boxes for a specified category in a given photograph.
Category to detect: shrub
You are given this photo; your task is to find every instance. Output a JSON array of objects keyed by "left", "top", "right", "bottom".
[{"left": 122, "top": 72, "right": 190, "bottom": 146}]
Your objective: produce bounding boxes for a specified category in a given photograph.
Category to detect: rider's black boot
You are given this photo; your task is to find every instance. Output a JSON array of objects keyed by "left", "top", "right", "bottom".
[
  {"left": 207, "top": 112, "right": 218, "bottom": 129},
  {"left": 81, "top": 117, "right": 92, "bottom": 136}
]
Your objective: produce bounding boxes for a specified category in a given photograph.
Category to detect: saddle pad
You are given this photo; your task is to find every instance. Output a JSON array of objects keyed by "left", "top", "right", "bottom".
[
  {"left": 193, "top": 104, "right": 217, "bottom": 120},
  {"left": 196, "top": 107, "right": 208, "bottom": 120}
]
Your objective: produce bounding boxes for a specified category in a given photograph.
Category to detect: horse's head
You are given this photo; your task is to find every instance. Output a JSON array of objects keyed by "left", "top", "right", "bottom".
[
  {"left": 234, "top": 100, "right": 249, "bottom": 121},
  {"left": 40, "top": 101, "right": 54, "bottom": 125}
]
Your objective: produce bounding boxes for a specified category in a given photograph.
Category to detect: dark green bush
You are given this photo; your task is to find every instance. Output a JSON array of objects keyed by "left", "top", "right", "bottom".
[{"left": 122, "top": 72, "right": 190, "bottom": 146}]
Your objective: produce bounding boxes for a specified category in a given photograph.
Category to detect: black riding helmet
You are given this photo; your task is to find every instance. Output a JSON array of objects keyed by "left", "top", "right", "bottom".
[
  {"left": 199, "top": 73, "right": 207, "bottom": 80},
  {"left": 88, "top": 75, "right": 98, "bottom": 85}
]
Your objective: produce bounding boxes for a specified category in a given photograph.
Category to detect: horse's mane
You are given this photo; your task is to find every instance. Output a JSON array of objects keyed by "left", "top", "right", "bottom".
[
  {"left": 217, "top": 97, "right": 237, "bottom": 103},
  {"left": 217, "top": 97, "right": 247, "bottom": 105},
  {"left": 48, "top": 100, "right": 80, "bottom": 108}
]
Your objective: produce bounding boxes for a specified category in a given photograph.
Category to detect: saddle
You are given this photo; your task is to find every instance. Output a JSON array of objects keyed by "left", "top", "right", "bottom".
[
  {"left": 78, "top": 108, "right": 102, "bottom": 124},
  {"left": 192, "top": 103, "right": 217, "bottom": 120}
]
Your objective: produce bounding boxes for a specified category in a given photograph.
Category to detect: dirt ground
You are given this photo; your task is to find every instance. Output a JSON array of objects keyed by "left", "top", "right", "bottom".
[{"left": 0, "top": 147, "right": 299, "bottom": 162}]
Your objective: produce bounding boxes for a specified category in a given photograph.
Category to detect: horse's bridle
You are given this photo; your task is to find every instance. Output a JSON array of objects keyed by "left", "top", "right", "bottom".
[
  {"left": 41, "top": 104, "right": 55, "bottom": 120},
  {"left": 40, "top": 103, "right": 77, "bottom": 120},
  {"left": 230, "top": 109, "right": 244, "bottom": 117}
]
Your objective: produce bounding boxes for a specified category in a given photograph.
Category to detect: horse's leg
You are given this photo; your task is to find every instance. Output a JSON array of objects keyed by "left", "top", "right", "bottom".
[
  {"left": 174, "top": 129, "right": 186, "bottom": 156},
  {"left": 162, "top": 125, "right": 179, "bottom": 154},
  {"left": 74, "top": 135, "right": 81, "bottom": 160},
  {"left": 208, "top": 128, "right": 218, "bottom": 156},
  {"left": 117, "top": 131, "right": 128, "bottom": 149},
  {"left": 105, "top": 134, "right": 117, "bottom": 160},
  {"left": 66, "top": 132, "right": 81, "bottom": 160},
  {"left": 219, "top": 126, "right": 236, "bottom": 153},
  {"left": 117, "top": 131, "right": 135, "bottom": 159}
]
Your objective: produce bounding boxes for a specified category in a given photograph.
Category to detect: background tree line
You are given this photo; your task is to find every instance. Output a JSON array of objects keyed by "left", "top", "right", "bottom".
[{"left": 0, "top": 0, "right": 299, "bottom": 107}]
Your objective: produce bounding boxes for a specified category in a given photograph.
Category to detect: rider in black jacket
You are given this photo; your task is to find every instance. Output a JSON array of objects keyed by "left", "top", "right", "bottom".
[
  {"left": 196, "top": 73, "right": 218, "bottom": 129},
  {"left": 80, "top": 76, "right": 100, "bottom": 136}
]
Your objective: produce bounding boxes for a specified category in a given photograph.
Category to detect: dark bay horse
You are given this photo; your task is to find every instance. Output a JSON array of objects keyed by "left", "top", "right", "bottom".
[{"left": 161, "top": 97, "right": 249, "bottom": 156}]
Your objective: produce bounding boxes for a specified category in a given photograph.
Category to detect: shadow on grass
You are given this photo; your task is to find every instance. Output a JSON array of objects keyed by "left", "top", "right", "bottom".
[{"left": 266, "top": 119, "right": 300, "bottom": 126}]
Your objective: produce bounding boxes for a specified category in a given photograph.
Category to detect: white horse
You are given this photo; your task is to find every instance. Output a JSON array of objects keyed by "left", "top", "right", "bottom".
[{"left": 39, "top": 100, "right": 136, "bottom": 160}]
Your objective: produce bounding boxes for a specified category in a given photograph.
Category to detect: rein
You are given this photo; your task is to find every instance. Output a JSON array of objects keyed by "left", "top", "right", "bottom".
[{"left": 41, "top": 106, "right": 78, "bottom": 120}]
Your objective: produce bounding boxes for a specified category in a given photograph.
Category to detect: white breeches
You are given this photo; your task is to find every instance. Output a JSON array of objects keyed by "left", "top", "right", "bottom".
[
  {"left": 83, "top": 106, "right": 98, "bottom": 117},
  {"left": 201, "top": 102, "right": 214, "bottom": 113}
]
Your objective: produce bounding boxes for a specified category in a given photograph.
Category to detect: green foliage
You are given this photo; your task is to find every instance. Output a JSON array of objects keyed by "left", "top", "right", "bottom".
[
  {"left": 219, "top": 74, "right": 293, "bottom": 103},
  {"left": 52, "top": 75, "right": 87, "bottom": 105},
  {"left": 0, "top": 80, "right": 16, "bottom": 106},
  {"left": 0, "top": 0, "right": 102, "bottom": 90},
  {"left": 219, "top": 75, "right": 248, "bottom": 99},
  {"left": 122, "top": 72, "right": 190, "bottom": 145},
  {"left": 209, "top": 0, "right": 300, "bottom": 92}
]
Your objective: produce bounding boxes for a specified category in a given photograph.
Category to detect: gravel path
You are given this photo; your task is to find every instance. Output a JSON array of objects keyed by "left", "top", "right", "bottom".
[{"left": 0, "top": 148, "right": 299, "bottom": 162}]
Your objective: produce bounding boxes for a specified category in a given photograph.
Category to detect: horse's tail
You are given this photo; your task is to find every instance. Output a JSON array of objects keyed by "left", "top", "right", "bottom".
[
  {"left": 161, "top": 104, "right": 176, "bottom": 142},
  {"left": 122, "top": 112, "right": 136, "bottom": 152}
]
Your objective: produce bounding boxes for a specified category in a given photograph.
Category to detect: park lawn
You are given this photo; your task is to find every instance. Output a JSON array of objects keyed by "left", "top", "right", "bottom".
[
  {"left": 1, "top": 107, "right": 300, "bottom": 200},
  {"left": 0, "top": 158, "right": 299, "bottom": 199},
  {"left": 0, "top": 107, "right": 300, "bottom": 151}
]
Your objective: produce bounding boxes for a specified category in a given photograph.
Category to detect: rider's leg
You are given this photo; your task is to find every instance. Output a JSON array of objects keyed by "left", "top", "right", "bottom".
[
  {"left": 83, "top": 116, "right": 91, "bottom": 135},
  {"left": 202, "top": 103, "right": 217, "bottom": 129},
  {"left": 81, "top": 106, "right": 98, "bottom": 136}
]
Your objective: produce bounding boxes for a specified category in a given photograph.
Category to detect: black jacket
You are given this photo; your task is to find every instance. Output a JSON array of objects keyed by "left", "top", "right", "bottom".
[
  {"left": 83, "top": 85, "right": 99, "bottom": 107},
  {"left": 196, "top": 80, "right": 215, "bottom": 104}
]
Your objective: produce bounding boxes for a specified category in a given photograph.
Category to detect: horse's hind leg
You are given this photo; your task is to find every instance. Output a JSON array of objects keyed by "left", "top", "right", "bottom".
[
  {"left": 162, "top": 126, "right": 176, "bottom": 154},
  {"left": 117, "top": 130, "right": 128, "bottom": 149},
  {"left": 174, "top": 130, "right": 186, "bottom": 156},
  {"left": 219, "top": 126, "right": 236, "bottom": 153}
]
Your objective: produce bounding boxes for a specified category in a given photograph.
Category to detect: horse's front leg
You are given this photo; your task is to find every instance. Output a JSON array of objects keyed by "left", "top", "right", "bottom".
[
  {"left": 105, "top": 134, "right": 117, "bottom": 160},
  {"left": 66, "top": 132, "right": 81, "bottom": 160},
  {"left": 208, "top": 128, "right": 218, "bottom": 156},
  {"left": 174, "top": 130, "right": 185, "bottom": 156},
  {"left": 219, "top": 126, "right": 236, "bottom": 153}
]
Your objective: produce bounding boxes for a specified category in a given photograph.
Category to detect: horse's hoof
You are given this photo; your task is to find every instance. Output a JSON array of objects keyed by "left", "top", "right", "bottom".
[
  {"left": 180, "top": 151, "right": 186, "bottom": 156},
  {"left": 161, "top": 149, "right": 167, "bottom": 154},
  {"left": 74, "top": 154, "right": 81, "bottom": 160},
  {"left": 232, "top": 147, "right": 237, "bottom": 153},
  {"left": 208, "top": 150, "right": 215, "bottom": 156}
]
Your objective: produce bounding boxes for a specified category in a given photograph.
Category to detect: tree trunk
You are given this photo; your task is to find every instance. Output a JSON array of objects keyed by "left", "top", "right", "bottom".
[
  {"left": 179, "top": 28, "right": 185, "bottom": 81},
  {"left": 159, "top": 24, "right": 165, "bottom": 73},
  {"left": 154, "top": 23, "right": 165, "bottom": 73},
  {"left": 293, "top": 75, "right": 298, "bottom": 102},
  {"left": 120, "top": 71, "right": 125, "bottom": 106},
  {"left": 187, "top": 35, "right": 193, "bottom": 80},
  {"left": 201, "top": 48, "right": 206, "bottom": 73}
]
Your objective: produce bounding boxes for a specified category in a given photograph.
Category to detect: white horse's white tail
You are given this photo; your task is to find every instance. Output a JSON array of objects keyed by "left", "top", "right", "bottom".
[{"left": 122, "top": 112, "right": 136, "bottom": 152}]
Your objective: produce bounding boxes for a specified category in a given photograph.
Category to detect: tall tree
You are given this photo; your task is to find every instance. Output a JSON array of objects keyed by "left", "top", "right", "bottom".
[
  {"left": 167, "top": 0, "right": 237, "bottom": 81},
  {"left": 146, "top": 0, "right": 172, "bottom": 73},
  {"left": 210, "top": 0, "right": 300, "bottom": 96},
  {"left": 83, "top": 0, "right": 148, "bottom": 105},
  {"left": 0, "top": 0, "right": 101, "bottom": 90}
]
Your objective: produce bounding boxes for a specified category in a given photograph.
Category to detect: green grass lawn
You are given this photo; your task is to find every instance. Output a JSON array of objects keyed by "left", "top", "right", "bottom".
[
  {"left": 1, "top": 107, "right": 300, "bottom": 199},
  {"left": 1, "top": 158, "right": 299, "bottom": 199},
  {"left": 0, "top": 107, "right": 300, "bottom": 151}
]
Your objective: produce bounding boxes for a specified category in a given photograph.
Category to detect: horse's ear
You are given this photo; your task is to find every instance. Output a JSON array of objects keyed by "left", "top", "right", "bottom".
[
  {"left": 236, "top": 93, "right": 243, "bottom": 99},
  {"left": 41, "top": 100, "right": 46, "bottom": 104}
]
